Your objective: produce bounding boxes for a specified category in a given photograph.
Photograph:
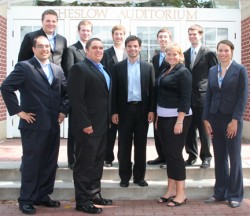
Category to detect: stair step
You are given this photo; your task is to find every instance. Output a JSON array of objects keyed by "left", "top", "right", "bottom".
[
  {"left": 1, "top": 162, "right": 250, "bottom": 181},
  {"left": 1, "top": 179, "right": 250, "bottom": 200}
]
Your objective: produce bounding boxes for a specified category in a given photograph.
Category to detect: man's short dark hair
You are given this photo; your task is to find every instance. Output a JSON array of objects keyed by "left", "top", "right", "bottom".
[
  {"left": 42, "top": 9, "right": 58, "bottom": 21},
  {"left": 125, "top": 35, "right": 142, "bottom": 47}
]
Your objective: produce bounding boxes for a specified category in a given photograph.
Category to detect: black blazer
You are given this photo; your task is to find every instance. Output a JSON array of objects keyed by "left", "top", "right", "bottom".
[
  {"left": 203, "top": 60, "right": 248, "bottom": 121},
  {"left": 101, "top": 46, "right": 127, "bottom": 72},
  {"left": 67, "top": 58, "right": 111, "bottom": 136},
  {"left": 155, "top": 63, "right": 192, "bottom": 114},
  {"left": 112, "top": 59, "right": 155, "bottom": 117},
  {"left": 62, "top": 41, "right": 86, "bottom": 78},
  {"left": 18, "top": 28, "right": 67, "bottom": 68},
  {"left": 184, "top": 45, "right": 218, "bottom": 107},
  {"left": 0, "top": 57, "right": 69, "bottom": 131},
  {"left": 152, "top": 52, "right": 169, "bottom": 79}
]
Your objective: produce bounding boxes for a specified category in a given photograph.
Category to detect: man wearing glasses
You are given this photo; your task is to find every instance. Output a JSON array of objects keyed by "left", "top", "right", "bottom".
[{"left": 1, "top": 35, "right": 69, "bottom": 215}]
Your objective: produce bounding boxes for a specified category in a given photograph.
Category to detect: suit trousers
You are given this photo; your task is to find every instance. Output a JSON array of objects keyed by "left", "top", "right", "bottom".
[
  {"left": 18, "top": 129, "right": 60, "bottom": 205},
  {"left": 105, "top": 122, "right": 118, "bottom": 162},
  {"left": 153, "top": 120, "right": 165, "bottom": 160},
  {"left": 210, "top": 112, "right": 243, "bottom": 202},
  {"left": 185, "top": 106, "right": 212, "bottom": 160},
  {"left": 67, "top": 108, "right": 76, "bottom": 164},
  {"left": 118, "top": 103, "right": 149, "bottom": 182},
  {"left": 157, "top": 116, "right": 192, "bottom": 181},
  {"left": 73, "top": 132, "right": 107, "bottom": 204}
]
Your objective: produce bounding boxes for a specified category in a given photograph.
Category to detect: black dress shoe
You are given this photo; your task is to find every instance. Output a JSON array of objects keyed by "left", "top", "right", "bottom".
[
  {"left": 185, "top": 158, "right": 197, "bottom": 166},
  {"left": 147, "top": 157, "right": 165, "bottom": 165},
  {"left": 200, "top": 158, "right": 211, "bottom": 168},
  {"left": 34, "top": 199, "right": 60, "bottom": 207},
  {"left": 104, "top": 161, "right": 112, "bottom": 167},
  {"left": 133, "top": 179, "right": 148, "bottom": 187},
  {"left": 68, "top": 162, "right": 75, "bottom": 170},
  {"left": 19, "top": 204, "right": 36, "bottom": 215},
  {"left": 92, "top": 193, "right": 113, "bottom": 205},
  {"left": 76, "top": 201, "right": 103, "bottom": 214},
  {"left": 120, "top": 180, "right": 129, "bottom": 187}
]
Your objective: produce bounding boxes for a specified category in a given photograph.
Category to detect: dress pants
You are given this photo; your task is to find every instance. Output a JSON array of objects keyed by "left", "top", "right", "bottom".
[
  {"left": 210, "top": 112, "right": 243, "bottom": 202},
  {"left": 157, "top": 116, "right": 192, "bottom": 180},
  {"left": 185, "top": 106, "right": 212, "bottom": 160},
  {"left": 19, "top": 129, "right": 60, "bottom": 205},
  {"left": 105, "top": 122, "right": 118, "bottom": 162},
  {"left": 153, "top": 122, "right": 165, "bottom": 161},
  {"left": 118, "top": 103, "right": 149, "bottom": 182},
  {"left": 67, "top": 108, "right": 76, "bottom": 165},
  {"left": 73, "top": 132, "right": 107, "bottom": 204}
]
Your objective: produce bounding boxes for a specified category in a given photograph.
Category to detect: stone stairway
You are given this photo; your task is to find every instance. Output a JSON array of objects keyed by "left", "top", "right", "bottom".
[{"left": 1, "top": 161, "right": 250, "bottom": 201}]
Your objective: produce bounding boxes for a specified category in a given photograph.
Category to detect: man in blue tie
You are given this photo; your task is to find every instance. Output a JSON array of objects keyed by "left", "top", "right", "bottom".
[
  {"left": 147, "top": 28, "right": 172, "bottom": 168},
  {"left": 67, "top": 38, "right": 112, "bottom": 214}
]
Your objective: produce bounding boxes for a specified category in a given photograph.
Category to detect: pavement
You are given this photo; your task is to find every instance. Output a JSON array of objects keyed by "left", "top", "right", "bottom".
[{"left": 1, "top": 138, "right": 250, "bottom": 216}]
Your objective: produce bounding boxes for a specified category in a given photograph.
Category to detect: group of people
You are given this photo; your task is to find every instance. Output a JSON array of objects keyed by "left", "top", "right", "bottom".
[{"left": 0, "top": 8, "right": 248, "bottom": 215}]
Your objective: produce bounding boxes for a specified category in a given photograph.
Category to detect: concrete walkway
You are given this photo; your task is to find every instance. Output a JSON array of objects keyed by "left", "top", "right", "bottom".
[{"left": 1, "top": 138, "right": 250, "bottom": 215}]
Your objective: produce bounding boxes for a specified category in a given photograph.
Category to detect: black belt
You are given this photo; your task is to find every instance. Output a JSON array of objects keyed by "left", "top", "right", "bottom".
[{"left": 128, "top": 101, "right": 141, "bottom": 105}]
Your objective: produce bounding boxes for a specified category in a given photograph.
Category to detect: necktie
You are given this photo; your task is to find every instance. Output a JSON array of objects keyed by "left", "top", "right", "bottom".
[
  {"left": 47, "top": 65, "right": 53, "bottom": 85},
  {"left": 159, "top": 52, "right": 166, "bottom": 66},
  {"left": 190, "top": 49, "right": 196, "bottom": 69},
  {"left": 97, "top": 64, "right": 110, "bottom": 90}
]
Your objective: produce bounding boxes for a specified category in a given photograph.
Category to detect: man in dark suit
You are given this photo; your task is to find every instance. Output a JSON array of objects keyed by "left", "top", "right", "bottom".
[
  {"left": 63, "top": 20, "right": 93, "bottom": 170},
  {"left": 147, "top": 28, "right": 171, "bottom": 168},
  {"left": 1, "top": 35, "right": 69, "bottom": 215},
  {"left": 67, "top": 38, "right": 112, "bottom": 214},
  {"left": 101, "top": 24, "right": 127, "bottom": 167},
  {"left": 184, "top": 24, "right": 218, "bottom": 168},
  {"left": 112, "top": 35, "right": 155, "bottom": 188},
  {"left": 18, "top": 9, "right": 67, "bottom": 68}
]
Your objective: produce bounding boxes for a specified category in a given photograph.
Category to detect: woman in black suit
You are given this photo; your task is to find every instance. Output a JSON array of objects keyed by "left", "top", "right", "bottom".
[
  {"left": 155, "top": 43, "right": 192, "bottom": 207},
  {"left": 203, "top": 40, "right": 248, "bottom": 208}
]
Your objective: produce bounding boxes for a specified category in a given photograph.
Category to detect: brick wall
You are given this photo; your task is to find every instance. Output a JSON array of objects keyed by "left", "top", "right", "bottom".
[
  {"left": 242, "top": 16, "right": 250, "bottom": 122},
  {"left": 0, "top": 15, "right": 7, "bottom": 122}
]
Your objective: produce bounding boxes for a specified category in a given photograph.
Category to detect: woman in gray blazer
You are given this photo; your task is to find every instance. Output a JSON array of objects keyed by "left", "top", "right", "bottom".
[{"left": 203, "top": 40, "right": 248, "bottom": 208}]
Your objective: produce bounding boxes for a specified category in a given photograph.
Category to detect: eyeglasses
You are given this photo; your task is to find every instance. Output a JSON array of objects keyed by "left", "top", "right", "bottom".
[{"left": 35, "top": 45, "right": 51, "bottom": 49}]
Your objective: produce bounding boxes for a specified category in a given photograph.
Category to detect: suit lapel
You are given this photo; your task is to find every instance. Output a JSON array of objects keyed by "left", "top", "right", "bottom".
[
  {"left": 31, "top": 57, "right": 50, "bottom": 84},
  {"left": 193, "top": 45, "right": 205, "bottom": 68},
  {"left": 221, "top": 61, "right": 236, "bottom": 89},
  {"left": 75, "top": 41, "right": 86, "bottom": 58},
  {"left": 110, "top": 47, "right": 118, "bottom": 64},
  {"left": 121, "top": 61, "right": 128, "bottom": 95}
]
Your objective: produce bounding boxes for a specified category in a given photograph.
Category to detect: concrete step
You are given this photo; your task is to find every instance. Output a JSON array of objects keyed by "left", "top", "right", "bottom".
[
  {"left": 0, "top": 161, "right": 250, "bottom": 200},
  {"left": 1, "top": 179, "right": 250, "bottom": 200},
  {"left": 1, "top": 161, "right": 250, "bottom": 182}
]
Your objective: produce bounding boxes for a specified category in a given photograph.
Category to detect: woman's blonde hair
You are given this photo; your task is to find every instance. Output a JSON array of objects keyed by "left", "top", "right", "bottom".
[{"left": 165, "top": 42, "right": 185, "bottom": 63}]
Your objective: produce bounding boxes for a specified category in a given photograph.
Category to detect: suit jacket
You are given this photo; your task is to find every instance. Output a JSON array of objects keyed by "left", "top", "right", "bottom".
[
  {"left": 155, "top": 63, "right": 192, "bottom": 114},
  {"left": 0, "top": 57, "right": 69, "bottom": 131},
  {"left": 152, "top": 52, "right": 169, "bottom": 79},
  {"left": 184, "top": 45, "right": 218, "bottom": 107},
  {"left": 101, "top": 46, "right": 127, "bottom": 72},
  {"left": 112, "top": 59, "right": 155, "bottom": 117},
  {"left": 18, "top": 28, "right": 67, "bottom": 68},
  {"left": 67, "top": 58, "right": 111, "bottom": 136},
  {"left": 203, "top": 60, "right": 248, "bottom": 121},
  {"left": 62, "top": 41, "right": 86, "bottom": 78}
]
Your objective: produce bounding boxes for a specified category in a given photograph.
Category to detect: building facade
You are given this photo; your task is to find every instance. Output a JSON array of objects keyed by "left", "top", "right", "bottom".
[{"left": 0, "top": 0, "right": 250, "bottom": 140}]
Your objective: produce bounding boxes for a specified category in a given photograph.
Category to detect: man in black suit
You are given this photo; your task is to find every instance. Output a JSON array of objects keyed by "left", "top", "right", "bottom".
[
  {"left": 184, "top": 24, "right": 218, "bottom": 168},
  {"left": 147, "top": 28, "right": 171, "bottom": 168},
  {"left": 63, "top": 20, "right": 93, "bottom": 170},
  {"left": 112, "top": 35, "right": 155, "bottom": 188},
  {"left": 101, "top": 24, "right": 127, "bottom": 167},
  {"left": 1, "top": 35, "right": 69, "bottom": 215},
  {"left": 67, "top": 38, "right": 112, "bottom": 214},
  {"left": 18, "top": 9, "right": 67, "bottom": 68}
]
